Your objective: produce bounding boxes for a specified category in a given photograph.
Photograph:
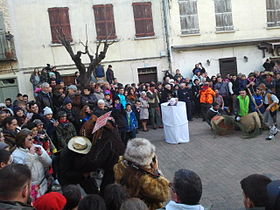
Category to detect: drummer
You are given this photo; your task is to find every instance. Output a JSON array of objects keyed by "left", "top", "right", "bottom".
[{"left": 206, "top": 102, "right": 222, "bottom": 126}]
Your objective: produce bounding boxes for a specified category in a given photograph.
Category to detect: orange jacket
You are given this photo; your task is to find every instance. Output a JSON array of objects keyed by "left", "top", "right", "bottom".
[{"left": 200, "top": 87, "right": 215, "bottom": 104}]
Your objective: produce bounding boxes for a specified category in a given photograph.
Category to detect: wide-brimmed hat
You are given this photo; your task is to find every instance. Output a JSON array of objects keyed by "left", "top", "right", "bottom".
[
  {"left": 264, "top": 71, "right": 274, "bottom": 76},
  {"left": 67, "top": 136, "right": 92, "bottom": 154},
  {"left": 124, "top": 138, "right": 155, "bottom": 166}
]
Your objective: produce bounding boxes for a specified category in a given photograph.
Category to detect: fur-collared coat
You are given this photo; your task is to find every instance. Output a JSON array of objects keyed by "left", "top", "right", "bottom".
[{"left": 114, "top": 156, "right": 170, "bottom": 210}]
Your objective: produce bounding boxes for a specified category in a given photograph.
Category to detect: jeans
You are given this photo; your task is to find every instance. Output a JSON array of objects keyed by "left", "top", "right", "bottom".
[{"left": 149, "top": 107, "right": 162, "bottom": 128}]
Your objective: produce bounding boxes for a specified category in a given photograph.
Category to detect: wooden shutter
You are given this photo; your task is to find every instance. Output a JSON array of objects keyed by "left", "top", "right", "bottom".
[
  {"left": 178, "top": 0, "right": 199, "bottom": 34},
  {"left": 93, "top": 4, "right": 116, "bottom": 40},
  {"left": 132, "top": 2, "right": 155, "bottom": 37},
  {"left": 266, "top": 0, "right": 280, "bottom": 27},
  {"left": 48, "top": 7, "right": 72, "bottom": 43},
  {"left": 214, "top": 0, "right": 234, "bottom": 31}
]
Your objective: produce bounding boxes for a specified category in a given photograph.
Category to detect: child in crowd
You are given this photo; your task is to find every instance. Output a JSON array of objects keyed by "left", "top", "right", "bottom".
[
  {"left": 104, "top": 91, "right": 113, "bottom": 109},
  {"left": 125, "top": 104, "right": 138, "bottom": 144}
]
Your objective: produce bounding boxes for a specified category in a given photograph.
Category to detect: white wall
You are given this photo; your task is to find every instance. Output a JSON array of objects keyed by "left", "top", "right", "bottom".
[
  {"left": 8, "top": 0, "right": 168, "bottom": 68},
  {"left": 169, "top": 0, "right": 280, "bottom": 46},
  {"left": 172, "top": 45, "right": 265, "bottom": 78}
]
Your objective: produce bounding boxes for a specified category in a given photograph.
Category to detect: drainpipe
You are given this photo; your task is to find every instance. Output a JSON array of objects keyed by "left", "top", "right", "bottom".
[{"left": 162, "top": 0, "right": 172, "bottom": 73}]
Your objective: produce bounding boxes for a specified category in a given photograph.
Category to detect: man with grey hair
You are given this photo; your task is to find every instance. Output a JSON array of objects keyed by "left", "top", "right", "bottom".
[
  {"left": 93, "top": 99, "right": 108, "bottom": 117},
  {"left": 35, "top": 82, "right": 53, "bottom": 111}
]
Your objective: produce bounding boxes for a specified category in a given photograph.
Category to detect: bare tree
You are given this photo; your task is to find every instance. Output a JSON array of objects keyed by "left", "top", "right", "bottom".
[{"left": 56, "top": 27, "right": 114, "bottom": 88}]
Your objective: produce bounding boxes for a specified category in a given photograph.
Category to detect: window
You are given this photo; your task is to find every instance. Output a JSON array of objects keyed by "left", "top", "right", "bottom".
[
  {"left": 266, "top": 0, "right": 280, "bottom": 27},
  {"left": 214, "top": 0, "right": 234, "bottom": 31},
  {"left": 132, "top": 2, "right": 155, "bottom": 37},
  {"left": 178, "top": 0, "right": 199, "bottom": 34},
  {"left": 48, "top": 7, "right": 72, "bottom": 43},
  {"left": 93, "top": 4, "right": 117, "bottom": 40}
]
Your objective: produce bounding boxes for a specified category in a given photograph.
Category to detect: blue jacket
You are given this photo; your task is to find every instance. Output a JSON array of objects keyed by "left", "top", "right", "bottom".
[
  {"left": 125, "top": 111, "right": 138, "bottom": 131},
  {"left": 118, "top": 94, "right": 127, "bottom": 108},
  {"left": 95, "top": 65, "right": 105, "bottom": 78}
]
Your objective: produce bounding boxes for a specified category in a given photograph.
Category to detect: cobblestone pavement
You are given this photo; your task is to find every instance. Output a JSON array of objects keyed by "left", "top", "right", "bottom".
[{"left": 137, "top": 118, "right": 280, "bottom": 210}]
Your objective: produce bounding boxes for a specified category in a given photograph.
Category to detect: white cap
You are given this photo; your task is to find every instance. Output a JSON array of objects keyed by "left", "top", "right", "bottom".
[{"left": 43, "top": 106, "right": 53, "bottom": 116}]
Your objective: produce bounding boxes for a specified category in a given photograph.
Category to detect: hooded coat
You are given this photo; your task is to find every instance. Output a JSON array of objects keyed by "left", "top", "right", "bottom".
[{"left": 114, "top": 156, "right": 169, "bottom": 210}]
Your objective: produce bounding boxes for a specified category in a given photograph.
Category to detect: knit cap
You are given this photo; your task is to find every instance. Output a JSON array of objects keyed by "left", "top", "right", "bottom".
[{"left": 33, "top": 192, "right": 66, "bottom": 210}]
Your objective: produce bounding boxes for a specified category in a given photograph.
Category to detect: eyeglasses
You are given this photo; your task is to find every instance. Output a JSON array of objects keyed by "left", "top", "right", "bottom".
[{"left": 26, "top": 138, "right": 33, "bottom": 141}]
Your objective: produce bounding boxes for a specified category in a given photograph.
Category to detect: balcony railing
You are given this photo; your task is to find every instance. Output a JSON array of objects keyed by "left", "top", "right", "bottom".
[{"left": 0, "top": 32, "right": 16, "bottom": 61}]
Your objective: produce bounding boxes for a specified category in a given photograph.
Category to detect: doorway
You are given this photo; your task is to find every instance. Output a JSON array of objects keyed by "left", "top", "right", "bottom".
[
  {"left": 219, "top": 57, "right": 237, "bottom": 77},
  {"left": 138, "top": 67, "right": 157, "bottom": 83}
]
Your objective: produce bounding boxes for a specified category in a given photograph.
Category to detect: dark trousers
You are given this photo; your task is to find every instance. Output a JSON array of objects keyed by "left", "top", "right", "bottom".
[
  {"left": 201, "top": 103, "right": 211, "bottom": 120},
  {"left": 118, "top": 128, "right": 127, "bottom": 145},
  {"left": 193, "top": 99, "right": 201, "bottom": 117},
  {"left": 186, "top": 101, "right": 193, "bottom": 121},
  {"left": 149, "top": 107, "right": 162, "bottom": 128}
]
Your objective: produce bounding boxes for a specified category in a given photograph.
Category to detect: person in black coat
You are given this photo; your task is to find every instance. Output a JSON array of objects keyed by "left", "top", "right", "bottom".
[
  {"left": 263, "top": 58, "right": 275, "bottom": 72},
  {"left": 81, "top": 87, "right": 98, "bottom": 109},
  {"left": 93, "top": 99, "right": 108, "bottom": 117},
  {"left": 111, "top": 98, "right": 127, "bottom": 143},
  {"left": 178, "top": 83, "right": 193, "bottom": 121},
  {"left": 106, "top": 65, "right": 115, "bottom": 84},
  {"left": 59, "top": 99, "right": 80, "bottom": 132},
  {"left": 58, "top": 139, "right": 99, "bottom": 194},
  {"left": 35, "top": 82, "right": 53, "bottom": 112},
  {"left": 161, "top": 84, "right": 173, "bottom": 103}
]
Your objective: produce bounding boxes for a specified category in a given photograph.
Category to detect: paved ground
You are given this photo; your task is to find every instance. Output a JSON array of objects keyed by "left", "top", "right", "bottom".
[{"left": 137, "top": 118, "right": 280, "bottom": 210}]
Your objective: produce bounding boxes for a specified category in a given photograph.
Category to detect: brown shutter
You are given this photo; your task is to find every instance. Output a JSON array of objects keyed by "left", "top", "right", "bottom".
[
  {"left": 93, "top": 4, "right": 117, "bottom": 40},
  {"left": 132, "top": 2, "right": 155, "bottom": 37},
  {"left": 48, "top": 7, "right": 72, "bottom": 43}
]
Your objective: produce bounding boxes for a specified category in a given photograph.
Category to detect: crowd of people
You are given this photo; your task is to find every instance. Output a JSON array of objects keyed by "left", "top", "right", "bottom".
[{"left": 0, "top": 61, "right": 279, "bottom": 210}]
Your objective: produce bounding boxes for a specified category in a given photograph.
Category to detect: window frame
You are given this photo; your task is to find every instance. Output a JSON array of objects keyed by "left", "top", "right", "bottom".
[
  {"left": 132, "top": 2, "right": 155, "bottom": 38},
  {"left": 213, "top": 0, "right": 234, "bottom": 32},
  {"left": 266, "top": 0, "right": 280, "bottom": 27},
  {"left": 93, "top": 4, "right": 117, "bottom": 40},
  {"left": 178, "top": 0, "right": 200, "bottom": 35},
  {"left": 48, "top": 7, "right": 73, "bottom": 44}
]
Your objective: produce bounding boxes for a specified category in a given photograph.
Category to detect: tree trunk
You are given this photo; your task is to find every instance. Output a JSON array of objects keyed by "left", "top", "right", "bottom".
[{"left": 79, "top": 70, "right": 92, "bottom": 89}]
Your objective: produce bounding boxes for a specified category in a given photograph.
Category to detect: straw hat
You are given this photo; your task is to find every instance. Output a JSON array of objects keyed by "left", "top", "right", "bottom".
[{"left": 67, "top": 136, "right": 92, "bottom": 154}]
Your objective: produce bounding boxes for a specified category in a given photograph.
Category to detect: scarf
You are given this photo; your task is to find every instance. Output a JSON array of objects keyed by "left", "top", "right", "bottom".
[
  {"left": 237, "top": 95, "right": 250, "bottom": 117},
  {"left": 126, "top": 110, "right": 132, "bottom": 125},
  {"left": 59, "top": 119, "right": 69, "bottom": 124}
]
